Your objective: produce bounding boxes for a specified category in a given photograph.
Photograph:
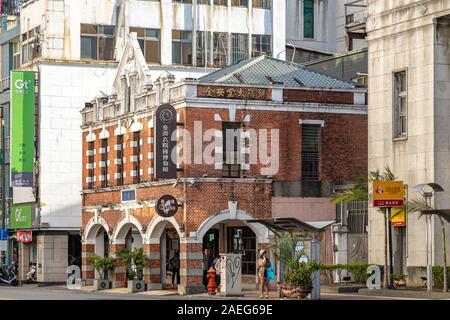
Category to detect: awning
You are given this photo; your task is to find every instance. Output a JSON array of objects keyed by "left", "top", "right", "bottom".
[
  {"left": 246, "top": 217, "right": 335, "bottom": 235},
  {"left": 420, "top": 209, "right": 450, "bottom": 224}
]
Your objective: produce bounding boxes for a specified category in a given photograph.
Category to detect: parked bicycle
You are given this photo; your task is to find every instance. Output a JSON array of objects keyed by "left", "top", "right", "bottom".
[{"left": 0, "top": 264, "right": 18, "bottom": 286}]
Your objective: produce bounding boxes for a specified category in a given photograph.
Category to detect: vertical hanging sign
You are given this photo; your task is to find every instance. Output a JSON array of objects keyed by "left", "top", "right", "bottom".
[
  {"left": 10, "top": 71, "right": 35, "bottom": 188},
  {"left": 154, "top": 104, "right": 177, "bottom": 179}
]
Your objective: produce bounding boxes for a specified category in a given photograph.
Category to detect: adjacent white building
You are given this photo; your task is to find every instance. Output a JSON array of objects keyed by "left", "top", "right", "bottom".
[{"left": 367, "top": 0, "right": 450, "bottom": 284}]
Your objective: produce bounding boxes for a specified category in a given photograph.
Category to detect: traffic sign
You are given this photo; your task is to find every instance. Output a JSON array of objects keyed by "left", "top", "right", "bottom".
[{"left": 0, "top": 228, "right": 8, "bottom": 240}]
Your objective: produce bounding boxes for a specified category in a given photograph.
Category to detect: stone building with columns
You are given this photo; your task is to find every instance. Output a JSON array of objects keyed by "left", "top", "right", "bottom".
[{"left": 80, "top": 33, "right": 367, "bottom": 294}]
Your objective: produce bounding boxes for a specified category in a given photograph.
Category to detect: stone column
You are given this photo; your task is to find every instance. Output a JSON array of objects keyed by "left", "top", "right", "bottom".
[
  {"left": 144, "top": 243, "right": 163, "bottom": 290},
  {"left": 82, "top": 243, "right": 95, "bottom": 285},
  {"left": 18, "top": 242, "right": 31, "bottom": 282},
  {"left": 110, "top": 243, "right": 126, "bottom": 288},
  {"left": 178, "top": 242, "right": 205, "bottom": 295}
]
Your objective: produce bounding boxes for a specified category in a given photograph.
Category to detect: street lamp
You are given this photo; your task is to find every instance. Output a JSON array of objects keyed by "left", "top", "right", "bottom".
[{"left": 413, "top": 183, "right": 444, "bottom": 292}]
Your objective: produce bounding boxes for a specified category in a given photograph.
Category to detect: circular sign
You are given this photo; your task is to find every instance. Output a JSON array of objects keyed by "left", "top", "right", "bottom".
[
  {"left": 156, "top": 195, "right": 179, "bottom": 218},
  {"left": 160, "top": 109, "right": 174, "bottom": 124}
]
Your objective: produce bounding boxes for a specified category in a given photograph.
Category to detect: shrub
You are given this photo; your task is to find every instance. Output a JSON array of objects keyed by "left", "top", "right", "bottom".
[
  {"left": 117, "top": 248, "right": 148, "bottom": 281},
  {"left": 88, "top": 255, "right": 115, "bottom": 280},
  {"left": 319, "top": 263, "right": 384, "bottom": 284},
  {"left": 285, "top": 259, "right": 320, "bottom": 289},
  {"left": 432, "top": 266, "right": 450, "bottom": 289}
]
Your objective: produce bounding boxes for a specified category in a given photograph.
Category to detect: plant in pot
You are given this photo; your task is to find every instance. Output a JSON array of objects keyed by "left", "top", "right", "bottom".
[
  {"left": 89, "top": 255, "right": 115, "bottom": 291},
  {"left": 390, "top": 274, "right": 407, "bottom": 288},
  {"left": 282, "top": 259, "right": 320, "bottom": 299},
  {"left": 117, "top": 248, "right": 148, "bottom": 293}
]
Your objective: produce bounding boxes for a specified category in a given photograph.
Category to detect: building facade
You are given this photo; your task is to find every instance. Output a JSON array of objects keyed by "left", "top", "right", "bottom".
[
  {"left": 80, "top": 33, "right": 367, "bottom": 293},
  {"left": 367, "top": 0, "right": 450, "bottom": 283}
]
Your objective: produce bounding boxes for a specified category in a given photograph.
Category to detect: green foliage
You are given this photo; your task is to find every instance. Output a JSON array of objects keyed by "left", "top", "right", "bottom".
[
  {"left": 320, "top": 263, "right": 384, "bottom": 284},
  {"left": 268, "top": 233, "right": 306, "bottom": 266},
  {"left": 390, "top": 274, "right": 407, "bottom": 280},
  {"left": 432, "top": 266, "right": 450, "bottom": 289},
  {"left": 88, "top": 255, "right": 115, "bottom": 280},
  {"left": 285, "top": 259, "right": 320, "bottom": 289},
  {"left": 117, "top": 248, "right": 148, "bottom": 281}
]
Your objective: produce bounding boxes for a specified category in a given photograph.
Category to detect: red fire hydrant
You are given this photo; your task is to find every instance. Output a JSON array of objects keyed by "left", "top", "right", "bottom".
[{"left": 207, "top": 267, "right": 217, "bottom": 295}]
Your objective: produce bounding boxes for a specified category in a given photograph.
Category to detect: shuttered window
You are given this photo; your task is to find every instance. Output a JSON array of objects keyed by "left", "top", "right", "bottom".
[{"left": 301, "top": 124, "right": 320, "bottom": 181}]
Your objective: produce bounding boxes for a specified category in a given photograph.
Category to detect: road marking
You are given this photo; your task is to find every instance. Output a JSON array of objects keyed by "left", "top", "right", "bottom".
[{"left": 0, "top": 298, "right": 17, "bottom": 300}]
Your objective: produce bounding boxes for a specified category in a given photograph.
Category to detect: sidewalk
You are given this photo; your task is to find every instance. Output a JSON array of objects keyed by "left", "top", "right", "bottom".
[{"left": 358, "top": 288, "right": 450, "bottom": 299}]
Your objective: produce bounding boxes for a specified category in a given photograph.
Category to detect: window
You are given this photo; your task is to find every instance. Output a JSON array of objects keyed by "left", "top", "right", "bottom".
[
  {"left": 21, "top": 26, "right": 41, "bottom": 64},
  {"left": 196, "top": 31, "right": 208, "bottom": 67},
  {"left": 130, "top": 27, "right": 161, "bottom": 63},
  {"left": 11, "top": 41, "right": 21, "bottom": 70},
  {"left": 232, "top": 0, "right": 248, "bottom": 6},
  {"left": 301, "top": 124, "right": 320, "bottom": 181},
  {"left": 87, "top": 141, "right": 95, "bottom": 190},
  {"left": 213, "top": 0, "right": 227, "bottom": 5},
  {"left": 251, "top": 35, "right": 271, "bottom": 57},
  {"left": 252, "top": 0, "right": 270, "bottom": 9},
  {"left": 172, "top": 30, "right": 192, "bottom": 65},
  {"left": 303, "top": 0, "right": 314, "bottom": 39},
  {"left": 101, "top": 138, "right": 108, "bottom": 188},
  {"left": 80, "top": 24, "right": 115, "bottom": 60},
  {"left": 393, "top": 71, "right": 407, "bottom": 138},
  {"left": 121, "top": 189, "right": 136, "bottom": 203},
  {"left": 227, "top": 227, "right": 256, "bottom": 275},
  {"left": 132, "top": 131, "right": 141, "bottom": 184},
  {"left": 173, "top": 0, "right": 193, "bottom": 3},
  {"left": 198, "top": 0, "right": 209, "bottom": 3},
  {"left": 213, "top": 32, "right": 229, "bottom": 67},
  {"left": 231, "top": 33, "right": 249, "bottom": 64},
  {"left": 222, "top": 122, "right": 241, "bottom": 178},
  {"left": 116, "top": 135, "right": 124, "bottom": 186}
]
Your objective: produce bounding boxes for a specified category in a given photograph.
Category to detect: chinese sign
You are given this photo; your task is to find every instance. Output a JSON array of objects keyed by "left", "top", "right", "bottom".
[
  {"left": 0, "top": 228, "right": 8, "bottom": 240},
  {"left": 391, "top": 208, "right": 406, "bottom": 227},
  {"left": 197, "top": 85, "right": 271, "bottom": 100},
  {"left": 11, "top": 71, "right": 35, "bottom": 188},
  {"left": 17, "top": 230, "right": 32, "bottom": 243},
  {"left": 372, "top": 181, "right": 404, "bottom": 208},
  {"left": 10, "top": 204, "right": 33, "bottom": 229},
  {"left": 154, "top": 104, "right": 177, "bottom": 179},
  {"left": 155, "top": 195, "right": 178, "bottom": 218}
]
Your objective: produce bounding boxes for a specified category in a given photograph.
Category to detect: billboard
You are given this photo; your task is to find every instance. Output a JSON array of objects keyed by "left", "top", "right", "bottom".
[
  {"left": 10, "top": 204, "right": 33, "bottom": 229},
  {"left": 154, "top": 104, "right": 177, "bottom": 179},
  {"left": 371, "top": 181, "right": 404, "bottom": 208},
  {"left": 10, "top": 71, "right": 35, "bottom": 188}
]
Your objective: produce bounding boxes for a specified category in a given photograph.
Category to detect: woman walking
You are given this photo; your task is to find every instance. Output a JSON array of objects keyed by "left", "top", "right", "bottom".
[{"left": 258, "top": 249, "right": 270, "bottom": 298}]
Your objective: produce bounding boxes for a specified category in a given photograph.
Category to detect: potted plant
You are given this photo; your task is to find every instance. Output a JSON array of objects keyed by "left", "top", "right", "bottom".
[
  {"left": 282, "top": 259, "right": 320, "bottom": 299},
  {"left": 89, "top": 255, "right": 115, "bottom": 291},
  {"left": 391, "top": 274, "right": 407, "bottom": 288},
  {"left": 117, "top": 248, "right": 148, "bottom": 293}
]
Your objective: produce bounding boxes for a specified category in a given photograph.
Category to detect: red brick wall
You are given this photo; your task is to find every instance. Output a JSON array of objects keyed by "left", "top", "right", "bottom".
[{"left": 283, "top": 89, "right": 355, "bottom": 104}]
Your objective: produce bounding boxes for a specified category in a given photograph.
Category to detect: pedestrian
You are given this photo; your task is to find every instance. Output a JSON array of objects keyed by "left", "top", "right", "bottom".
[
  {"left": 202, "top": 248, "right": 213, "bottom": 288},
  {"left": 213, "top": 256, "right": 221, "bottom": 293},
  {"left": 258, "top": 249, "right": 270, "bottom": 298},
  {"left": 169, "top": 250, "right": 180, "bottom": 287}
]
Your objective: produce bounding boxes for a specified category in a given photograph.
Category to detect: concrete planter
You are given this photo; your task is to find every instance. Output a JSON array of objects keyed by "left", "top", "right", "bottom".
[
  {"left": 128, "top": 280, "right": 146, "bottom": 293},
  {"left": 93, "top": 279, "right": 111, "bottom": 291}
]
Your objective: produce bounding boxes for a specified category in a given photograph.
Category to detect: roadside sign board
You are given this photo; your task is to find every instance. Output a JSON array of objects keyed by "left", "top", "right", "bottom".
[
  {"left": 0, "top": 228, "right": 8, "bottom": 240},
  {"left": 372, "top": 181, "right": 404, "bottom": 207},
  {"left": 391, "top": 208, "right": 406, "bottom": 227},
  {"left": 10, "top": 204, "right": 33, "bottom": 229},
  {"left": 17, "top": 230, "right": 32, "bottom": 243}
]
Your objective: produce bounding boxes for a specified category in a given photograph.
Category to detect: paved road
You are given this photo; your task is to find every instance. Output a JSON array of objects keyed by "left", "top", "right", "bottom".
[{"left": 0, "top": 285, "right": 438, "bottom": 300}]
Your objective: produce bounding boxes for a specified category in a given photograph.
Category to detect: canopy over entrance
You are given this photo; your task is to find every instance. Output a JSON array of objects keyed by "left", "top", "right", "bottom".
[
  {"left": 246, "top": 218, "right": 334, "bottom": 235},
  {"left": 420, "top": 210, "right": 450, "bottom": 223}
]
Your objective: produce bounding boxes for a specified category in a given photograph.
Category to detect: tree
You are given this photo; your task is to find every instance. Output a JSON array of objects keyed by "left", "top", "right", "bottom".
[
  {"left": 408, "top": 194, "right": 448, "bottom": 292},
  {"left": 117, "top": 248, "right": 148, "bottom": 281},
  {"left": 331, "top": 166, "right": 398, "bottom": 289}
]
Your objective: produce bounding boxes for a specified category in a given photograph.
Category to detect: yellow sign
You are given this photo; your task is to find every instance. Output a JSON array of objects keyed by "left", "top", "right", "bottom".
[
  {"left": 372, "top": 181, "right": 404, "bottom": 207},
  {"left": 390, "top": 208, "right": 406, "bottom": 227}
]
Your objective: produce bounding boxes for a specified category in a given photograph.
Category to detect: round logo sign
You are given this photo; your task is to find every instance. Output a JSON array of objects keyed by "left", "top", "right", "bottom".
[
  {"left": 156, "top": 195, "right": 179, "bottom": 218},
  {"left": 160, "top": 109, "right": 174, "bottom": 124}
]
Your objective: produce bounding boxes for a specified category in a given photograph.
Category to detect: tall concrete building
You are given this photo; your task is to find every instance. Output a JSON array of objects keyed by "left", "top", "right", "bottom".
[
  {"left": 367, "top": 0, "right": 450, "bottom": 284},
  {"left": 0, "top": 0, "right": 351, "bottom": 283}
]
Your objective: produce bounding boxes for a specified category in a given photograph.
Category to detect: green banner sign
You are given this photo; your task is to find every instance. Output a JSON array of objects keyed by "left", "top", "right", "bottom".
[
  {"left": 10, "top": 71, "right": 35, "bottom": 187},
  {"left": 10, "top": 204, "right": 33, "bottom": 229}
]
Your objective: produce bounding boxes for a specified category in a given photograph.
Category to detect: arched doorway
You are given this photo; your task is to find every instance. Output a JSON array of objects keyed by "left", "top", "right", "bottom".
[{"left": 145, "top": 216, "right": 181, "bottom": 289}]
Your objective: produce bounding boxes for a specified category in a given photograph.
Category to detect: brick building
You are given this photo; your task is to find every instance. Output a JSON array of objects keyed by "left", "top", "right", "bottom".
[{"left": 80, "top": 33, "right": 367, "bottom": 294}]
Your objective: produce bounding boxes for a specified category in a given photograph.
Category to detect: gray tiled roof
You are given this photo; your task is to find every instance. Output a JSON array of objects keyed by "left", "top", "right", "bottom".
[{"left": 199, "top": 55, "right": 359, "bottom": 89}]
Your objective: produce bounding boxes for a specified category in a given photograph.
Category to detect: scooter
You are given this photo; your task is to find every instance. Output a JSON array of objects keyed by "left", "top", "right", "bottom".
[
  {"left": 26, "top": 261, "right": 37, "bottom": 283},
  {"left": 0, "top": 264, "right": 18, "bottom": 286}
]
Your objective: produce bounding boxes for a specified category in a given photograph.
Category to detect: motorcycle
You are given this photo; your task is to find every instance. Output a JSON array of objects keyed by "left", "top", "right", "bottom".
[
  {"left": 26, "top": 261, "right": 37, "bottom": 284},
  {"left": 0, "top": 264, "right": 18, "bottom": 286}
]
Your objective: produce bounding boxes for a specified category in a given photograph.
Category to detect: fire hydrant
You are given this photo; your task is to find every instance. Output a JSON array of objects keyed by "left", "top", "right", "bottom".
[{"left": 207, "top": 267, "right": 217, "bottom": 295}]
